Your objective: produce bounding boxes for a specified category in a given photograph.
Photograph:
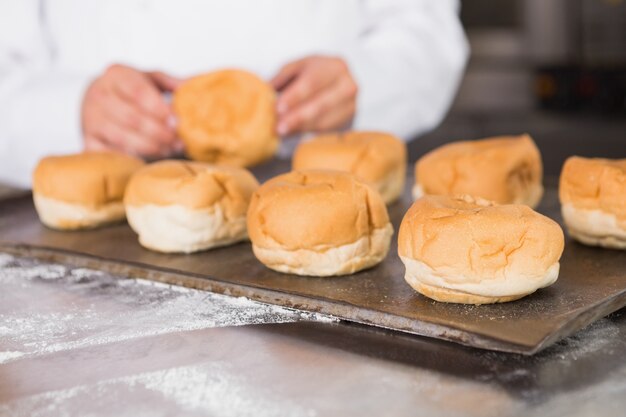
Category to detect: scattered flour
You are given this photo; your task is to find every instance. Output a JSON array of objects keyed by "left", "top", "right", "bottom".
[
  {"left": 0, "top": 364, "right": 316, "bottom": 417},
  {"left": 0, "top": 350, "right": 25, "bottom": 364},
  {"left": 0, "top": 253, "right": 336, "bottom": 366}
]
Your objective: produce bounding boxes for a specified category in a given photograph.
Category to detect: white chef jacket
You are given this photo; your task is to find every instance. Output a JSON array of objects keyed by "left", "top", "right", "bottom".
[{"left": 0, "top": 0, "right": 468, "bottom": 187}]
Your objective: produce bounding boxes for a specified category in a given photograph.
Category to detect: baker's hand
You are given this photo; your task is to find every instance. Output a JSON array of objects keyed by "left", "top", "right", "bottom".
[
  {"left": 82, "top": 64, "right": 183, "bottom": 157},
  {"left": 270, "top": 56, "right": 358, "bottom": 136}
]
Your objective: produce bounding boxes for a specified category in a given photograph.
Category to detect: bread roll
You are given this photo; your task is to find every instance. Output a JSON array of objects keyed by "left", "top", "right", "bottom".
[
  {"left": 398, "top": 195, "right": 564, "bottom": 304},
  {"left": 124, "top": 160, "right": 259, "bottom": 253},
  {"left": 173, "top": 69, "right": 278, "bottom": 167},
  {"left": 414, "top": 134, "right": 543, "bottom": 208},
  {"left": 32, "top": 152, "right": 145, "bottom": 230},
  {"left": 559, "top": 156, "right": 626, "bottom": 249},
  {"left": 292, "top": 131, "right": 407, "bottom": 204},
  {"left": 247, "top": 170, "right": 393, "bottom": 276}
]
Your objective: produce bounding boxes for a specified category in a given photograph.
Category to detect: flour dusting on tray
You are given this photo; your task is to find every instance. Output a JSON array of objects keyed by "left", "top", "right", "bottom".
[{"left": 0, "top": 253, "right": 335, "bottom": 365}]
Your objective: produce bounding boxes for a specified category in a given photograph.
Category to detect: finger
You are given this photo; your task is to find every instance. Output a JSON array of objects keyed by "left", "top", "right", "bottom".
[
  {"left": 84, "top": 136, "right": 114, "bottom": 152},
  {"left": 96, "top": 118, "right": 166, "bottom": 157},
  {"left": 270, "top": 59, "right": 306, "bottom": 91},
  {"left": 147, "top": 71, "right": 184, "bottom": 92},
  {"left": 313, "top": 79, "right": 358, "bottom": 131},
  {"left": 102, "top": 91, "right": 177, "bottom": 147},
  {"left": 277, "top": 78, "right": 356, "bottom": 135},
  {"left": 107, "top": 65, "right": 171, "bottom": 120},
  {"left": 275, "top": 67, "right": 335, "bottom": 115},
  {"left": 171, "top": 139, "right": 185, "bottom": 154},
  {"left": 277, "top": 92, "right": 334, "bottom": 135},
  {"left": 285, "top": 95, "right": 355, "bottom": 134},
  {"left": 314, "top": 98, "right": 356, "bottom": 131}
]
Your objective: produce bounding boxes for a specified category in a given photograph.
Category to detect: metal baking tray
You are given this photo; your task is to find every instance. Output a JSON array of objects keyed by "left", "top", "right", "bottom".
[{"left": 1, "top": 160, "right": 625, "bottom": 354}]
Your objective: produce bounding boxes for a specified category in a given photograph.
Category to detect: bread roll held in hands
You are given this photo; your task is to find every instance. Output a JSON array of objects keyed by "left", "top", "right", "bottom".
[
  {"left": 173, "top": 69, "right": 278, "bottom": 167},
  {"left": 559, "top": 156, "right": 626, "bottom": 249},
  {"left": 247, "top": 170, "right": 393, "bottom": 276},
  {"left": 124, "top": 160, "right": 259, "bottom": 253},
  {"left": 414, "top": 134, "right": 543, "bottom": 208},
  {"left": 292, "top": 131, "right": 407, "bottom": 204},
  {"left": 398, "top": 195, "right": 564, "bottom": 304},
  {"left": 33, "top": 152, "right": 145, "bottom": 230}
]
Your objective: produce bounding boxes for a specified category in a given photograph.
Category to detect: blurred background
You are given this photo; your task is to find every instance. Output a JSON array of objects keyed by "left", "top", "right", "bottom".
[
  {"left": 0, "top": 0, "right": 624, "bottom": 197},
  {"left": 411, "top": 0, "right": 626, "bottom": 175}
]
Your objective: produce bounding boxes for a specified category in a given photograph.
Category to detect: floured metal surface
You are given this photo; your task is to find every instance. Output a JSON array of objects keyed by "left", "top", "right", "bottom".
[
  {"left": 1, "top": 252, "right": 626, "bottom": 416},
  {"left": 0, "top": 253, "right": 333, "bottom": 366}
]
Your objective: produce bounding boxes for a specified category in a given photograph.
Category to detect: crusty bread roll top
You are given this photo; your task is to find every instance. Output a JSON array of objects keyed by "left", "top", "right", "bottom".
[
  {"left": 173, "top": 69, "right": 278, "bottom": 167},
  {"left": 292, "top": 131, "right": 407, "bottom": 203},
  {"left": 414, "top": 134, "right": 543, "bottom": 208},
  {"left": 124, "top": 160, "right": 258, "bottom": 215},
  {"left": 34, "top": 152, "right": 145, "bottom": 207}
]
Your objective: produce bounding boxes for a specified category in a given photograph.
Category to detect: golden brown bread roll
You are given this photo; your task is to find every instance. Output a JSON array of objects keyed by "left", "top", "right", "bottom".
[
  {"left": 247, "top": 170, "right": 393, "bottom": 276},
  {"left": 32, "top": 152, "right": 145, "bottom": 230},
  {"left": 292, "top": 131, "right": 407, "bottom": 204},
  {"left": 398, "top": 195, "right": 564, "bottom": 304},
  {"left": 559, "top": 156, "right": 626, "bottom": 249},
  {"left": 173, "top": 69, "right": 278, "bottom": 167},
  {"left": 124, "top": 160, "right": 259, "bottom": 253},
  {"left": 414, "top": 134, "right": 543, "bottom": 208}
]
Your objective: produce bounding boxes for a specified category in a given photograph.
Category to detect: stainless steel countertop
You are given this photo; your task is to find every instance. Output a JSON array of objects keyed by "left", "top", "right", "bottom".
[{"left": 1, "top": 252, "right": 625, "bottom": 417}]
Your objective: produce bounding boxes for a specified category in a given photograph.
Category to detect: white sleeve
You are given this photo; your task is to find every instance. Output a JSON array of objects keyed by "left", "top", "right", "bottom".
[
  {"left": 346, "top": 0, "right": 468, "bottom": 140},
  {"left": 0, "top": 1, "right": 91, "bottom": 188}
]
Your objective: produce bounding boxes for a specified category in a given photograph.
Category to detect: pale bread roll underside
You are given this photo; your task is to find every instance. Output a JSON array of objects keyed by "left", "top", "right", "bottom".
[
  {"left": 34, "top": 194, "right": 125, "bottom": 230},
  {"left": 253, "top": 224, "right": 393, "bottom": 276},
  {"left": 126, "top": 204, "right": 247, "bottom": 253},
  {"left": 562, "top": 204, "right": 626, "bottom": 249},
  {"left": 401, "top": 256, "right": 560, "bottom": 304}
]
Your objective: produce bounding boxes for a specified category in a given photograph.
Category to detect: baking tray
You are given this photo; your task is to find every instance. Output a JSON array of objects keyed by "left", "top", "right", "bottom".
[{"left": 1, "top": 160, "right": 625, "bottom": 355}]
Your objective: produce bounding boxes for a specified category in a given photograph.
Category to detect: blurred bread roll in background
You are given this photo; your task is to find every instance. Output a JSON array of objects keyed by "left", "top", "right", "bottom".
[
  {"left": 414, "top": 134, "right": 543, "bottom": 208},
  {"left": 174, "top": 69, "right": 278, "bottom": 167},
  {"left": 33, "top": 152, "right": 144, "bottom": 230},
  {"left": 124, "top": 160, "right": 259, "bottom": 253},
  {"left": 559, "top": 156, "right": 626, "bottom": 249},
  {"left": 292, "top": 131, "right": 407, "bottom": 204},
  {"left": 247, "top": 170, "right": 393, "bottom": 276},
  {"left": 398, "top": 195, "right": 564, "bottom": 304}
]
